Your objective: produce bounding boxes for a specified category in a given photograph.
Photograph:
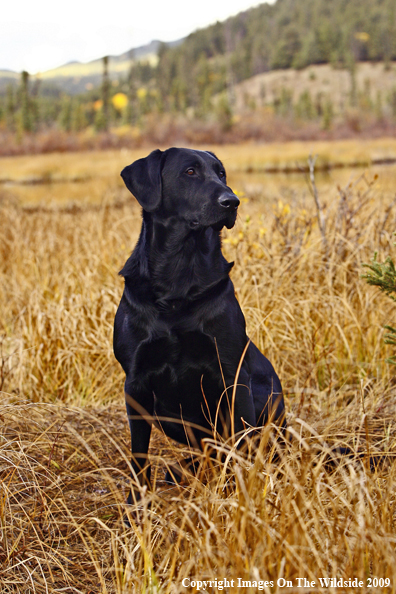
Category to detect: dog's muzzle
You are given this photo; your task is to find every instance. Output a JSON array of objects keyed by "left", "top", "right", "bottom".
[{"left": 218, "top": 193, "right": 240, "bottom": 211}]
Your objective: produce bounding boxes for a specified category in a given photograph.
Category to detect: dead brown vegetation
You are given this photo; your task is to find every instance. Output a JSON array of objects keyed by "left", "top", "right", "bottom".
[{"left": 1, "top": 108, "right": 396, "bottom": 158}]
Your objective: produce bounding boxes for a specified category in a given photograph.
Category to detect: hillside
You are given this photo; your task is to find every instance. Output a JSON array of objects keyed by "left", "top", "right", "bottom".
[{"left": 231, "top": 62, "right": 396, "bottom": 114}]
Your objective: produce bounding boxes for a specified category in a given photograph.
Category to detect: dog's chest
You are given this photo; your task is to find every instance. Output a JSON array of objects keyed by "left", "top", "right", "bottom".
[
  {"left": 135, "top": 329, "right": 217, "bottom": 378},
  {"left": 140, "top": 329, "right": 224, "bottom": 416}
]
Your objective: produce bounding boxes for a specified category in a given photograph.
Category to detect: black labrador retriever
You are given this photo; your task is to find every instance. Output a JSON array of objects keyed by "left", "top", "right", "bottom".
[{"left": 114, "top": 148, "right": 285, "bottom": 503}]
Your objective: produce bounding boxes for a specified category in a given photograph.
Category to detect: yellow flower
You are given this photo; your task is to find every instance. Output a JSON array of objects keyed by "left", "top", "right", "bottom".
[
  {"left": 137, "top": 87, "right": 148, "bottom": 100},
  {"left": 275, "top": 199, "right": 290, "bottom": 217},
  {"left": 112, "top": 92, "right": 128, "bottom": 110},
  {"left": 354, "top": 32, "right": 369, "bottom": 42},
  {"left": 234, "top": 189, "right": 249, "bottom": 203}
]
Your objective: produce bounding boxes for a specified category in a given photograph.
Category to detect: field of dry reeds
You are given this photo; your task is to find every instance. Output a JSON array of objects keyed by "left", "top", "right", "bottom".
[{"left": 1, "top": 144, "right": 396, "bottom": 593}]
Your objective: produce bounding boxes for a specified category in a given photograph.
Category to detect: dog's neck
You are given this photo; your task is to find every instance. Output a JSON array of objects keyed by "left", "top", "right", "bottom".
[{"left": 132, "top": 212, "right": 233, "bottom": 305}]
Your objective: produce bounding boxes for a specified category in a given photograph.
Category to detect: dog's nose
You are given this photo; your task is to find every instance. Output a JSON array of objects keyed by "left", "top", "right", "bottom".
[{"left": 218, "top": 193, "right": 240, "bottom": 210}]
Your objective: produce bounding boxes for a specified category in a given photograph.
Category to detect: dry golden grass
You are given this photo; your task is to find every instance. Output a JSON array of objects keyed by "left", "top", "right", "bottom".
[
  {"left": 1, "top": 148, "right": 396, "bottom": 592},
  {"left": 1, "top": 396, "right": 396, "bottom": 593},
  {"left": 2, "top": 138, "right": 396, "bottom": 184}
]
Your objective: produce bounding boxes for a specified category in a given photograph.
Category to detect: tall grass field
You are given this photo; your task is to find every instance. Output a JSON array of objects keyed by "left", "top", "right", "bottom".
[{"left": 1, "top": 141, "right": 396, "bottom": 592}]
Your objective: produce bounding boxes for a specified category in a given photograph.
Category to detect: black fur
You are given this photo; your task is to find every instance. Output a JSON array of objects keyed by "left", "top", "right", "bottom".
[{"left": 113, "top": 148, "right": 285, "bottom": 503}]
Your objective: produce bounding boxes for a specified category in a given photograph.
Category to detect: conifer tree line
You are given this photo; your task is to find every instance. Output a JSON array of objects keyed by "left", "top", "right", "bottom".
[{"left": 0, "top": 0, "right": 395, "bottom": 134}]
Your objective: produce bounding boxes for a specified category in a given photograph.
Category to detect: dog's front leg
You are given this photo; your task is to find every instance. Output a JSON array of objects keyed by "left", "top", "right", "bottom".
[
  {"left": 124, "top": 385, "right": 154, "bottom": 505},
  {"left": 229, "top": 367, "right": 256, "bottom": 438}
]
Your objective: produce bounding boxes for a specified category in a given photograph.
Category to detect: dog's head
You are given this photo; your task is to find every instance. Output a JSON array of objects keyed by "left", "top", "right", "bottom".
[{"left": 121, "top": 148, "right": 239, "bottom": 231}]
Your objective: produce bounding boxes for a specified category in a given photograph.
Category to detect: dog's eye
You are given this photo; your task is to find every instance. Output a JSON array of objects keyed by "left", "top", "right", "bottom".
[
  {"left": 186, "top": 168, "right": 195, "bottom": 176},
  {"left": 219, "top": 171, "right": 226, "bottom": 179}
]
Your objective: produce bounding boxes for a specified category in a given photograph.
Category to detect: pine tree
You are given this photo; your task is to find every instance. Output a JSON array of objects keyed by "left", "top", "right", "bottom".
[
  {"left": 19, "top": 71, "right": 32, "bottom": 132},
  {"left": 216, "top": 92, "right": 233, "bottom": 131},
  {"left": 5, "top": 84, "right": 16, "bottom": 130},
  {"left": 95, "top": 56, "right": 110, "bottom": 131},
  {"left": 59, "top": 95, "right": 73, "bottom": 131},
  {"left": 375, "top": 90, "right": 383, "bottom": 121},
  {"left": 71, "top": 100, "right": 87, "bottom": 131},
  {"left": 322, "top": 97, "right": 334, "bottom": 130},
  {"left": 124, "top": 54, "right": 138, "bottom": 124},
  {"left": 390, "top": 88, "right": 396, "bottom": 119},
  {"left": 346, "top": 53, "right": 357, "bottom": 108},
  {"left": 295, "top": 90, "right": 316, "bottom": 120},
  {"left": 362, "top": 249, "right": 396, "bottom": 365}
]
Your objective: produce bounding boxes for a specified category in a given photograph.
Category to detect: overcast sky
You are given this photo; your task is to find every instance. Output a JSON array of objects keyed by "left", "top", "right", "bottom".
[{"left": 1, "top": 0, "right": 269, "bottom": 74}]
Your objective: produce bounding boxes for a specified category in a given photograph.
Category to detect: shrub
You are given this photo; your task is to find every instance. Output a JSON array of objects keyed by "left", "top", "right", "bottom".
[{"left": 362, "top": 248, "right": 396, "bottom": 365}]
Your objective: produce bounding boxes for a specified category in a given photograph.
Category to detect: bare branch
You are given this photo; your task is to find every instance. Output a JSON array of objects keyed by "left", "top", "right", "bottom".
[{"left": 308, "top": 154, "right": 328, "bottom": 258}]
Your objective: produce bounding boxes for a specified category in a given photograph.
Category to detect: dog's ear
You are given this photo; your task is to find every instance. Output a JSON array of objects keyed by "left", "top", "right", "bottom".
[{"left": 121, "top": 149, "right": 163, "bottom": 212}]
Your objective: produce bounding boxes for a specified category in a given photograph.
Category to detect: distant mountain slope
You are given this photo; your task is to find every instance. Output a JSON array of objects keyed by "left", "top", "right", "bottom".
[
  {"left": 0, "top": 70, "right": 19, "bottom": 87},
  {"left": 0, "top": 39, "right": 182, "bottom": 95}
]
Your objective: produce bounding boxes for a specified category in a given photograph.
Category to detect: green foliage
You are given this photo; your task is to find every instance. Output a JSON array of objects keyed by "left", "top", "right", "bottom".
[
  {"left": 100, "top": 56, "right": 110, "bottom": 132},
  {"left": 59, "top": 96, "right": 73, "bottom": 131},
  {"left": 122, "top": 101, "right": 134, "bottom": 125},
  {"left": 295, "top": 90, "right": 316, "bottom": 120},
  {"left": 5, "top": 85, "right": 16, "bottom": 130},
  {"left": 274, "top": 87, "right": 293, "bottom": 117},
  {"left": 216, "top": 92, "right": 233, "bottom": 131},
  {"left": 363, "top": 253, "right": 396, "bottom": 300},
  {"left": 321, "top": 97, "right": 334, "bottom": 130},
  {"left": 362, "top": 251, "right": 396, "bottom": 365},
  {"left": 375, "top": 90, "right": 383, "bottom": 120},
  {"left": 19, "top": 71, "right": 33, "bottom": 133},
  {"left": 271, "top": 25, "right": 302, "bottom": 69},
  {"left": 94, "top": 108, "right": 107, "bottom": 132},
  {"left": 390, "top": 88, "right": 396, "bottom": 118},
  {"left": 71, "top": 100, "right": 87, "bottom": 131}
]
